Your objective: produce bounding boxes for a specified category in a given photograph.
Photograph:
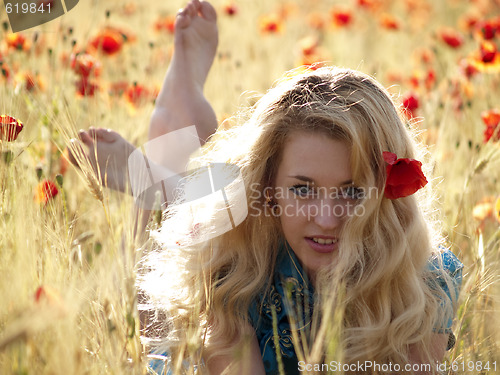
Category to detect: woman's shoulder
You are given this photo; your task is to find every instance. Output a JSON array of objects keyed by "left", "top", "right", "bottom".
[
  {"left": 426, "top": 246, "right": 464, "bottom": 301},
  {"left": 427, "top": 246, "right": 464, "bottom": 277}
]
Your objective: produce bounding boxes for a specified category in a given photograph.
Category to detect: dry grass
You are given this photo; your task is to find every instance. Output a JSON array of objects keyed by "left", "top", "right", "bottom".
[{"left": 1, "top": 0, "right": 499, "bottom": 373}]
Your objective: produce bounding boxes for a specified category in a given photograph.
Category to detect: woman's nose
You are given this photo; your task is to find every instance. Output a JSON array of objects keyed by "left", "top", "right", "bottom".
[{"left": 310, "top": 199, "right": 344, "bottom": 230}]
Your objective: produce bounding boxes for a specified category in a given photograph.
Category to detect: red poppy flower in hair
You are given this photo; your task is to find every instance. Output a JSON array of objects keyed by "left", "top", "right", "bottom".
[{"left": 383, "top": 151, "right": 428, "bottom": 199}]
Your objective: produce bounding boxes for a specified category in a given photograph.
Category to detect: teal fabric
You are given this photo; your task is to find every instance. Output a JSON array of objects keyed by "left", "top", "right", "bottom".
[
  {"left": 147, "top": 355, "right": 199, "bottom": 375},
  {"left": 147, "top": 354, "right": 170, "bottom": 375},
  {"left": 426, "top": 248, "right": 464, "bottom": 334},
  {"left": 248, "top": 244, "right": 313, "bottom": 375},
  {"left": 148, "top": 244, "right": 463, "bottom": 375},
  {"left": 248, "top": 243, "right": 463, "bottom": 375}
]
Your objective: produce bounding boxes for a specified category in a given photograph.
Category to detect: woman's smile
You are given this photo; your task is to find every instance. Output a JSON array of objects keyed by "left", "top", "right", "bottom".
[{"left": 305, "top": 236, "right": 339, "bottom": 253}]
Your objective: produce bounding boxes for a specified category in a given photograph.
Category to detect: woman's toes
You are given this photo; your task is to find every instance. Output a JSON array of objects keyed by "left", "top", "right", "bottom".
[
  {"left": 86, "top": 127, "right": 117, "bottom": 143},
  {"left": 185, "top": 1, "right": 197, "bottom": 18},
  {"left": 78, "top": 130, "right": 93, "bottom": 146},
  {"left": 199, "top": 1, "right": 216, "bottom": 21},
  {"left": 94, "top": 128, "right": 115, "bottom": 142},
  {"left": 175, "top": 8, "right": 191, "bottom": 29}
]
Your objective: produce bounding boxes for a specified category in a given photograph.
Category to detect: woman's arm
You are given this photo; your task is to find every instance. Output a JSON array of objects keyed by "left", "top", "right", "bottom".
[
  {"left": 408, "top": 333, "right": 448, "bottom": 375},
  {"left": 205, "top": 325, "right": 266, "bottom": 375}
]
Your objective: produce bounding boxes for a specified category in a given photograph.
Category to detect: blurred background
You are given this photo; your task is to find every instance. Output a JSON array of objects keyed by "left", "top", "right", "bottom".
[{"left": 0, "top": 0, "right": 499, "bottom": 373}]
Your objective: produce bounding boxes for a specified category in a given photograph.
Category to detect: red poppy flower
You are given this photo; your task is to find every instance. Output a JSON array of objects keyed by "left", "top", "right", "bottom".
[
  {"left": 19, "top": 72, "right": 44, "bottom": 92},
  {"left": 331, "top": 7, "right": 352, "bottom": 27},
  {"left": 297, "top": 36, "right": 319, "bottom": 57},
  {"left": 5, "top": 33, "right": 30, "bottom": 51},
  {"left": 479, "top": 40, "right": 497, "bottom": 63},
  {"left": 401, "top": 92, "right": 419, "bottom": 118},
  {"left": 298, "top": 55, "right": 325, "bottom": 70},
  {"left": 76, "top": 78, "right": 98, "bottom": 96},
  {"left": 154, "top": 16, "right": 176, "bottom": 34},
  {"left": 425, "top": 69, "right": 436, "bottom": 90},
  {"left": 356, "top": 0, "right": 370, "bottom": 6},
  {"left": 439, "top": 28, "right": 464, "bottom": 49},
  {"left": 259, "top": 14, "right": 284, "bottom": 34},
  {"left": 34, "top": 180, "right": 59, "bottom": 204},
  {"left": 481, "top": 109, "right": 500, "bottom": 143},
  {"left": 0, "top": 115, "right": 23, "bottom": 142},
  {"left": 408, "top": 71, "right": 420, "bottom": 90},
  {"left": 408, "top": 70, "right": 435, "bottom": 91},
  {"left": 380, "top": 13, "right": 400, "bottom": 30},
  {"left": 460, "top": 14, "right": 479, "bottom": 32},
  {"left": 418, "top": 48, "right": 434, "bottom": 65},
  {"left": 89, "top": 29, "right": 124, "bottom": 55},
  {"left": 383, "top": 151, "right": 428, "bottom": 200},
  {"left": 23, "top": 73, "right": 36, "bottom": 91},
  {"left": 476, "top": 19, "right": 499, "bottom": 40},
  {"left": 459, "top": 58, "right": 479, "bottom": 79},
  {"left": 469, "top": 42, "right": 500, "bottom": 72},
  {"left": 70, "top": 53, "right": 101, "bottom": 79},
  {"left": 223, "top": 2, "right": 238, "bottom": 16},
  {"left": 357, "top": 0, "right": 375, "bottom": 9},
  {"left": 125, "top": 83, "right": 154, "bottom": 106}
]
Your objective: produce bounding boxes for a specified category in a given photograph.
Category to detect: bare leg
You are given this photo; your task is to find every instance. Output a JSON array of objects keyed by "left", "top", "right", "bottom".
[
  {"left": 149, "top": 0, "right": 219, "bottom": 146},
  {"left": 136, "top": 0, "right": 219, "bottom": 239},
  {"left": 71, "top": 0, "right": 219, "bottom": 193}
]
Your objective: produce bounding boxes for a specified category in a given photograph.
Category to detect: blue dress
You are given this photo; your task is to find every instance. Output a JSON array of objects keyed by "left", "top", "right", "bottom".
[
  {"left": 248, "top": 243, "right": 463, "bottom": 375},
  {"left": 149, "top": 243, "right": 463, "bottom": 375}
]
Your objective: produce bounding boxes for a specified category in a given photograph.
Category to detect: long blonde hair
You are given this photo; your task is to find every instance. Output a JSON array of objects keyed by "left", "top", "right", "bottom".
[{"left": 140, "top": 67, "right": 456, "bottom": 373}]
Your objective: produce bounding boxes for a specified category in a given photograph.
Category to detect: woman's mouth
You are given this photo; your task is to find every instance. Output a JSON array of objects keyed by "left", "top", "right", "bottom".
[{"left": 305, "top": 237, "right": 339, "bottom": 253}]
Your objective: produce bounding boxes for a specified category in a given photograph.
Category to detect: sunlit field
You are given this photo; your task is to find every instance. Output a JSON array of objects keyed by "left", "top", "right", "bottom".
[{"left": 1, "top": 0, "right": 499, "bottom": 373}]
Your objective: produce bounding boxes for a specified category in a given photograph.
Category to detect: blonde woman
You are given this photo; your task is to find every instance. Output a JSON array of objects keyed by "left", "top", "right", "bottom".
[{"left": 74, "top": 1, "right": 462, "bottom": 374}]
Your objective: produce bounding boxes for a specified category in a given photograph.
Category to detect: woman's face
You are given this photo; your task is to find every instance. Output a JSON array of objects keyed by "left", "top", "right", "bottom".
[{"left": 273, "top": 131, "right": 360, "bottom": 279}]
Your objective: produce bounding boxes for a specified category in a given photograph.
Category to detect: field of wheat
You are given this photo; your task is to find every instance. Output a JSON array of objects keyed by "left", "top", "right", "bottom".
[{"left": 0, "top": 0, "right": 499, "bottom": 374}]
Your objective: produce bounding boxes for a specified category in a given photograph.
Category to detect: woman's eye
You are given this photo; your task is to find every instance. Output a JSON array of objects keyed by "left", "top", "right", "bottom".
[
  {"left": 290, "top": 184, "right": 314, "bottom": 197},
  {"left": 341, "top": 186, "right": 363, "bottom": 200}
]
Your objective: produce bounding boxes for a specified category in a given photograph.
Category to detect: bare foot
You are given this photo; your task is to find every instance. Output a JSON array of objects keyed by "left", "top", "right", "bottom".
[
  {"left": 149, "top": 0, "right": 218, "bottom": 151},
  {"left": 171, "top": 0, "right": 218, "bottom": 92},
  {"left": 70, "top": 127, "right": 136, "bottom": 193}
]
